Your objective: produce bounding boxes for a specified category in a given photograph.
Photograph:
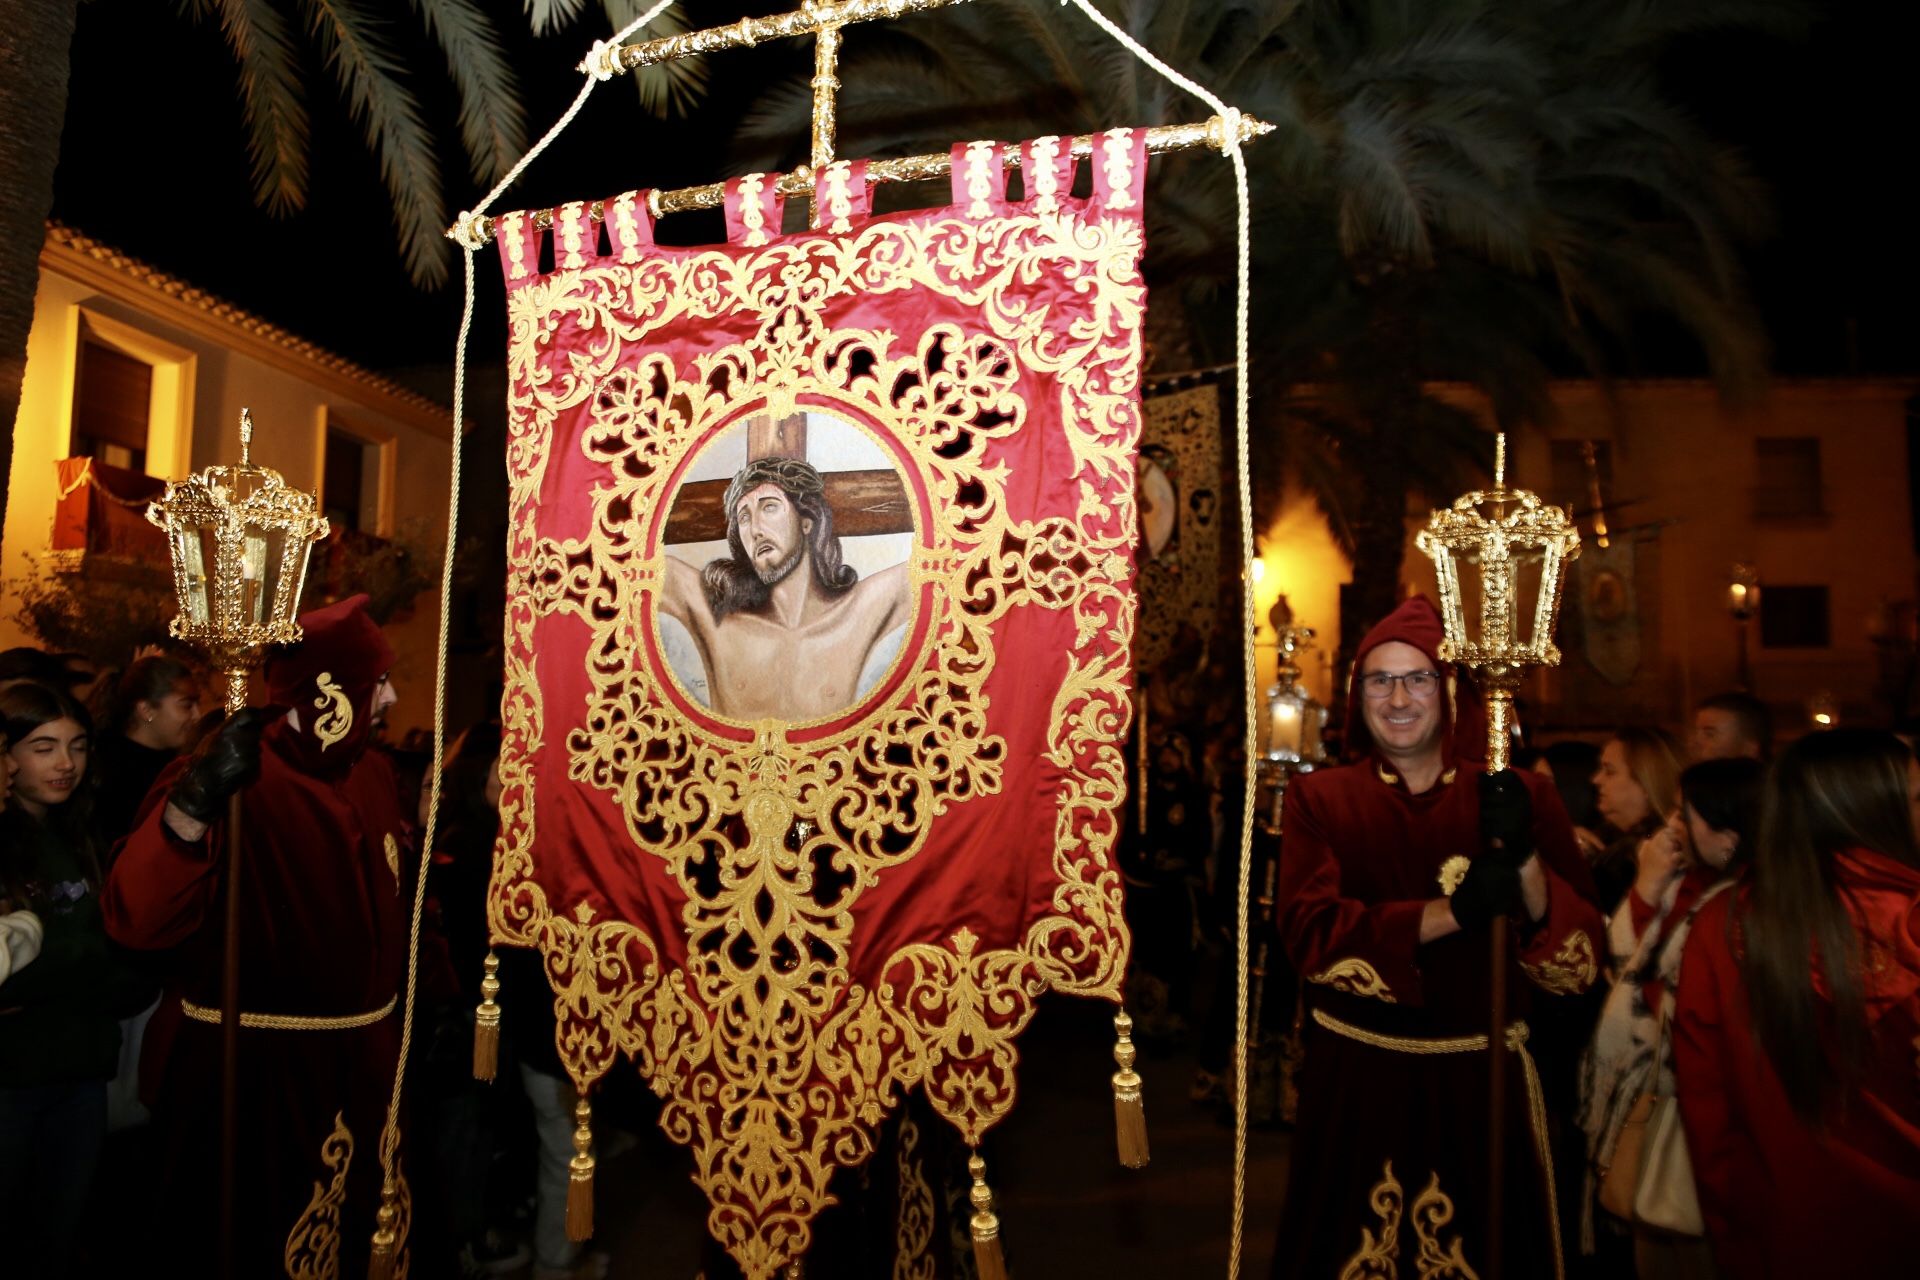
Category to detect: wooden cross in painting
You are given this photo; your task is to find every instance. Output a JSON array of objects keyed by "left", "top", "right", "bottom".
[{"left": 660, "top": 411, "right": 913, "bottom": 543}]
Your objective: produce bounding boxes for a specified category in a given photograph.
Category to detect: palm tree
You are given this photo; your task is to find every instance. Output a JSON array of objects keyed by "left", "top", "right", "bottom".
[
  {"left": 1, "top": 0, "right": 707, "bottom": 534},
  {"left": 730, "top": 0, "right": 1786, "bottom": 664}
]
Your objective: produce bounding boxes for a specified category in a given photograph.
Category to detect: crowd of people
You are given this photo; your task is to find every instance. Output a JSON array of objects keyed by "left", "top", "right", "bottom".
[{"left": 5, "top": 584, "right": 1919, "bottom": 1279}]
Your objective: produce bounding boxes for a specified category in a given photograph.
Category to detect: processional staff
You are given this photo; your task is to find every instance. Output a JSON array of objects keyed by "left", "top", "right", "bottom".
[
  {"left": 1416, "top": 432, "right": 1580, "bottom": 1280},
  {"left": 147, "top": 409, "right": 329, "bottom": 1280}
]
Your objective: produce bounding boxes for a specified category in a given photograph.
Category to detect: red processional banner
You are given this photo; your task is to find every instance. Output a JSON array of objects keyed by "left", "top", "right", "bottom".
[{"left": 490, "top": 130, "right": 1148, "bottom": 1275}]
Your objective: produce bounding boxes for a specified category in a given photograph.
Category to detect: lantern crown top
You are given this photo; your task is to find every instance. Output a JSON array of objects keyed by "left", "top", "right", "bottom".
[{"left": 1422, "top": 431, "right": 1579, "bottom": 549}]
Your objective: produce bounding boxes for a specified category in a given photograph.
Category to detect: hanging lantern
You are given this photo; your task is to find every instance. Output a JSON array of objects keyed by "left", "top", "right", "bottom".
[
  {"left": 1265, "top": 618, "right": 1327, "bottom": 768},
  {"left": 1415, "top": 433, "right": 1581, "bottom": 769},
  {"left": 146, "top": 409, "right": 329, "bottom": 711}
]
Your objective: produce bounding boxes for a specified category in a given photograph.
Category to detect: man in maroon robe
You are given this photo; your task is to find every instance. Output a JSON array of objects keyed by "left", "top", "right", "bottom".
[
  {"left": 1270, "top": 597, "right": 1603, "bottom": 1278},
  {"left": 104, "top": 595, "right": 410, "bottom": 1278}
]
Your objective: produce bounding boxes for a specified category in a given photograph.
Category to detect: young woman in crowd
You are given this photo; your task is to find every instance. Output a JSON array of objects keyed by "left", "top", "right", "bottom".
[
  {"left": 1589, "top": 727, "right": 1683, "bottom": 912},
  {"left": 0, "top": 683, "right": 141, "bottom": 1276},
  {"left": 92, "top": 654, "right": 203, "bottom": 852},
  {"left": 1675, "top": 729, "right": 1920, "bottom": 1274},
  {"left": 1578, "top": 756, "right": 1763, "bottom": 1276}
]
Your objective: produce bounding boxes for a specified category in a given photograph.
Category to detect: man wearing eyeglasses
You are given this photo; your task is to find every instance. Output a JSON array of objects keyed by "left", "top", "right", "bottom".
[{"left": 1267, "top": 596, "right": 1604, "bottom": 1280}]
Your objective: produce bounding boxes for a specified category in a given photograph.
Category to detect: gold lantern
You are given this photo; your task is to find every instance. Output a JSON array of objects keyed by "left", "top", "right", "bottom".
[
  {"left": 146, "top": 409, "right": 330, "bottom": 711},
  {"left": 1415, "top": 433, "right": 1580, "bottom": 770}
]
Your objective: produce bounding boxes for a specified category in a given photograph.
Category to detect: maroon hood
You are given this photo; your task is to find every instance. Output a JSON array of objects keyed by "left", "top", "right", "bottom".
[
  {"left": 265, "top": 593, "right": 394, "bottom": 767},
  {"left": 1343, "top": 595, "right": 1485, "bottom": 765}
]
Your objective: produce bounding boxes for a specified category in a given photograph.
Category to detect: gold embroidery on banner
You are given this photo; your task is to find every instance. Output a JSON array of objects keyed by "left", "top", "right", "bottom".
[
  {"left": 501, "top": 211, "right": 529, "bottom": 280},
  {"left": 284, "top": 1111, "right": 353, "bottom": 1280},
  {"left": 964, "top": 140, "right": 997, "bottom": 217},
  {"left": 384, "top": 834, "right": 402, "bottom": 893},
  {"left": 1438, "top": 856, "right": 1471, "bottom": 897},
  {"left": 1029, "top": 136, "right": 1062, "bottom": 215},
  {"left": 892, "top": 1111, "right": 936, "bottom": 1280},
  {"left": 610, "top": 193, "right": 643, "bottom": 264},
  {"left": 1521, "top": 929, "right": 1598, "bottom": 995},
  {"left": 738, "top": 173, "right": 771, "bottom": 247},
  {"left": 558, "top": 201, "right": 588, "bottom": 270},
  {"left": 822, "top": 160, "right": 856, "bottom": 234},
  {"left": 312, "top": 672, "right": 351, "bottom": 751},
  {"left": 1101, "top": 128, "right": 1137, "bottom": 209},
  {"left": 1309, "top": 957, "right": 1397, "bottom": 1003},
  {"left": 1411, "top": 1173, "right": 1480, "bottom": 1280},
  {"left": 496, "top": 178, "right": 1144, "bottom": 1277},
  {"left": 1338, "top": 1160, "right": 1403, "bottom": 1280}
]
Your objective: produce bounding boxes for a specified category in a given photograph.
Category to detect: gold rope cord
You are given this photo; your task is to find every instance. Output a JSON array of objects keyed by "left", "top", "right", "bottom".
[{"left": 179, "top": 995, "right": 396, "bottom": 1031}]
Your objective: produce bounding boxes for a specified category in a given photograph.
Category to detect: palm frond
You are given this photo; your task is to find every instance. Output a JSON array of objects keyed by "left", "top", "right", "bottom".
[
  {"left": 524, "top": 0, "right": 592, "bottom": 37},
  {"left": 301, "top": 0, "right": 448, "bottom": 287},
  {"left": 195, "top": 0, "right": 311, "bottom": 214},
  {"left": 602, "top": 1, "right": 710, "bottom": 120},
  {"left": 410, "top": 0, "right": 526, "bottom": 184}
]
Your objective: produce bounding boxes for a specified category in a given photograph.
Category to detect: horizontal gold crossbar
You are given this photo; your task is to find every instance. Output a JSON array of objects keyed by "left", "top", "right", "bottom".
[
  {"left": 581, "top": 0, "right": 976, "bottom": 76},
  {"left": 465, "top": 113, "right": 1271, "bottom": 241}
]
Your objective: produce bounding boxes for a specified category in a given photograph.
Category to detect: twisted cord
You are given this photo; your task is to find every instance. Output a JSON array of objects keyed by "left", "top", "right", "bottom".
[{"left": 1053, "top": 4, "right": 1255, "bottom": 1276}]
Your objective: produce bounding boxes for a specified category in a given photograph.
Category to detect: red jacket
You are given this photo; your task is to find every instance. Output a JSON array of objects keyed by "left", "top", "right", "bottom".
[{"left": 1674, "top": 847, "right": 1920, "bottom": 1276}]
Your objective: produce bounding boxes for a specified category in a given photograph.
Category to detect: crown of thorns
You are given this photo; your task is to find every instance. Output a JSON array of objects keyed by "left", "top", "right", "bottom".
[{"left": 723, "top": 456, "right": 826, "bottom": 515}]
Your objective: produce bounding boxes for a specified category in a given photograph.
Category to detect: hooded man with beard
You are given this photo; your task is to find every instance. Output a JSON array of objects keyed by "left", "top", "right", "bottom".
[
  {"left": 103, "top": 594, "right": 410, "bottom": 1277},
  {"left": 1268, "top": 597, "right": 1605, "bottom": 1279},
  {"left": 660, "top": 456, "right": 910, "bottom": 721}
]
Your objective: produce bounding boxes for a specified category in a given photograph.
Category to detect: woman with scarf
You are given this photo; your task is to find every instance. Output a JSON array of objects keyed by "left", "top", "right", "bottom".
[{"left": 1578, "top": 756, "right": 1761, "bottom": 1277}]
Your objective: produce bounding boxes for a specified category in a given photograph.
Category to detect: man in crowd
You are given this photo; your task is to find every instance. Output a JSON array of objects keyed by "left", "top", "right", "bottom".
[
  {"left": 104, "top": 595, "right": 411, "bottom": 1277},
  {"left": 1688, "top": 690, "right": 1770, "bottom": 761},
  {"left": 1270, "top": 597, "right": 1605, "bottom": 1278}
]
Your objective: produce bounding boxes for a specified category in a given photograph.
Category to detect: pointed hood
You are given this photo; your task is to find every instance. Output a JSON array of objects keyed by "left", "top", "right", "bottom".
[
  {"left": 265, "top": 593, "right": 393, "bottom": 767},
  {"left": 1343, "top": 595, "right": 1485, "bottom": 765}
]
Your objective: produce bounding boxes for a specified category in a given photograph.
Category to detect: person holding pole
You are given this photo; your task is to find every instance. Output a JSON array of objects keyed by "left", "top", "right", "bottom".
[
  {"left": 103, "top": 595, "right": 409, "bottom": 1278},
  {"left": 1268, "top": 596, "right": 1604, "bottom": 1279}
]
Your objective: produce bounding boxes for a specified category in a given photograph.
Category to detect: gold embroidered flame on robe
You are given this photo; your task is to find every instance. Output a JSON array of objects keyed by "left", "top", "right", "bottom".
[{"left": 312, "top": 672, "right": 352, "bottom": 751}]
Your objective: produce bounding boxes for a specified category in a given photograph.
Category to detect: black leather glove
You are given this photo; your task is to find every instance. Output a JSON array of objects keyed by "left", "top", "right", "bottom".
[
  {"left": 169, "top": 707, "right": 271, "bottom": 822},
  {"left": 1449, "top": 858, "right": 1522, "bottom": 931},
  {"left": 1478, "top": 769, "right": 1534, "bottom": 868}
]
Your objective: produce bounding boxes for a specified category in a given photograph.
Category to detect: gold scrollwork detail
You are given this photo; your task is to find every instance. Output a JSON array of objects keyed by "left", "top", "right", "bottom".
[
  {"left": 1437, "top": 856, "right": 1471, "bottom": 897},
  {"left": 738, "top": 173, "right": 770, "bottom": 247},
  {"left": 1309, "top": 957, "right": 1397, "bottom": 1004},
  {"left": 821, "top": 160, "right": 856, "bottom": 234},
  {"left": 963, "top": 140, "right": 997, "bottom": 218},
  {"left": 1029, "top": 136, "right": 1062, "bottom": 215},
  {"left": 892, "top": 1110, "right": 936, "bottom": 1280},
  {"left": 1521, "top": 929, "right": 1598, "bottom": 996},
  {"left": 501, "top": 211, "right": 529, "bottom": 280},
  {"left": 1411, "top": 1172, "right": 1480, "bottom": 1280},
  {"left": 495, "top": 173, "right": 1144, "bottom": 1278},
  {"left": 1101, "top": 127, "right": 1137, "bottom": 209},
  {"left": 283, "top": 1112, "right": 353, "bottom": 1280},
  {"left": 1339, "top": 1160, "right": 1404, "bottom": 1280},
  {"left": 312, "top": 672, "right": 352, "bottom": 751},
  {"left": 384, "top": 833, "right": 401, "bottom": 893}
]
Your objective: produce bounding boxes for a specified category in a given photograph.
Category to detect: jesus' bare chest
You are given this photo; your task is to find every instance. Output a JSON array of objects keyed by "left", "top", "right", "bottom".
[{"left": 702, "top": 595, "right": 895, "bottom": 721}]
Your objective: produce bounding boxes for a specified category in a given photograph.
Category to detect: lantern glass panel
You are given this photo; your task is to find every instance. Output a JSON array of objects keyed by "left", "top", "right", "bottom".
[
  {"left": 243, "top": 527, "right": 287, "bottom": 625},
  {"left": 178, "top": 525, "right": 211, "bottom": 625},
  {"left": 1512, "top": 547, "right": 1545, "bottom": 651},
  {"left": 1455, "top": 549, "right": 1487, "bottom": 648}
]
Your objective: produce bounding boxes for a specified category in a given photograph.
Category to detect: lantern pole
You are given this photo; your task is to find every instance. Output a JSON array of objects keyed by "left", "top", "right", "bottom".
[
  {"left": 147, "top": 408, "right": 328, "bottom": 1279},
  {"left": 1416, "top": 432, "right": 1580, "bottom": 1280}
]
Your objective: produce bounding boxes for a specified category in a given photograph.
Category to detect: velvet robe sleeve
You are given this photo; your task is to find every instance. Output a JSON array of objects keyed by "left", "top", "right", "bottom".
[
  {"left": 1514, "top": 772, "right": 1606, "bottom": 997},
  {"left": 1275, "top": 772, "right": 1429, "bottom": 1005},
  {"left": 101, "top": 758, "right": 219, "bottom": 952}
]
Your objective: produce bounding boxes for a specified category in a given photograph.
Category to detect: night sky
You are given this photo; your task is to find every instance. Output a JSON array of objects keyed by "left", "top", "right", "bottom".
[{"left": 45, "top": 1, "right": 1917, "bottom": 393}]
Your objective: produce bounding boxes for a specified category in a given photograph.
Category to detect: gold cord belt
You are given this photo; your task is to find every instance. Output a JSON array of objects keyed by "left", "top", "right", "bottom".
[
  {"left": 180, "top": 994, "right": 397, "bottom": 1031},
  {"left": 1312, "top": 1007, "right": 1566, "bottom": 1280}
]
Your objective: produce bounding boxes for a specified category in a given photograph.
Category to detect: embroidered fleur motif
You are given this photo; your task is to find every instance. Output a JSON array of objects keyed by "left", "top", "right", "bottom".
[
  {"left": 739, "top": 173, "right": 771, "bottom": 247},
  {"left": 610, "top": 193, "right": 643, "bottom": 264},
  {"left": 1029, "top": 136, "right": 1062, "bottom": 215},
  {"left": 822, "top": 161, "right": 856, "bottom": 234},
  {"left": 558, "top": 201, "right": 588, "bottom": 270},
  {"left": 964, "top": 141, "right": 997, "bottom": 219},
  {"left": 500, "top": 211, "right": 530, "bottom": 280}
]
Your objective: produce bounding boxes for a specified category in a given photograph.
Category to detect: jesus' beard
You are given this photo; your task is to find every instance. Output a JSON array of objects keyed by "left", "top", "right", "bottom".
[{"left": 754, "top": 543, "right": 805, "bottom": 586}]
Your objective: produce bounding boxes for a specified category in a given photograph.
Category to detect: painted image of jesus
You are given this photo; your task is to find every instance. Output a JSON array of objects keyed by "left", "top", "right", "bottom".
[{"left": 658, "top": 438, "right": 914, "bottom": 722}]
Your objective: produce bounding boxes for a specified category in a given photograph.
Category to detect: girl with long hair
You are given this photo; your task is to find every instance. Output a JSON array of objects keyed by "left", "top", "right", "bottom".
[
  {"left": 0, "top": 683, "right": 137, "bottom": 1276},
  {"left": 1578, "top": 757, "right": 1762, "bottom": 1273},
  {"left": 1674, "top": 729, "right": 1920, "bottom": 1274},
  {"left": 94, "top": 654, "right": 202, "bottom": 852}
]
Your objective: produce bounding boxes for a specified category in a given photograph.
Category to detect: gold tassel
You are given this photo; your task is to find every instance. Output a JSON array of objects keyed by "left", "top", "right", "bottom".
[
  {"left": 1111, "top": 1010, "right": 1150, "bottom": 1168},
  {"left": 968, "top": 1153, "right": 1010, "bottom": 1280},
  {"left": 473, "top": 950, "right": 502, "bottom": 1082},
  {"left": 367, "top": 1179, "right": 400, "bottom": 1280},
  {"left": 565, "top": 1095, "right": 595, "bottom": 1241}
]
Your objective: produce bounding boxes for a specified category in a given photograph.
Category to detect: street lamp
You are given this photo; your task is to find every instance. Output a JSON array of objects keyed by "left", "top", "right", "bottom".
[{"left": 1728, "top": 563, "right": 1761, "bottom": 693}]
